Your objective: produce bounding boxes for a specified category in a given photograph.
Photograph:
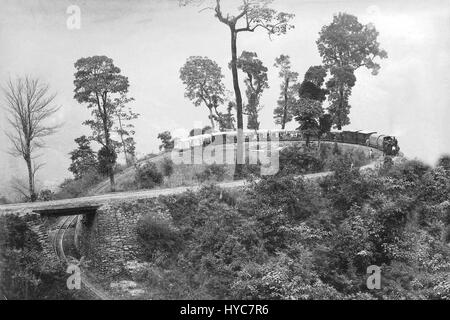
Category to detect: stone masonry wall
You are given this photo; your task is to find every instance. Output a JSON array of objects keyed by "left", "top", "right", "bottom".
[{"left": 75, "top": 198, "right": 167, "bottom": 275}]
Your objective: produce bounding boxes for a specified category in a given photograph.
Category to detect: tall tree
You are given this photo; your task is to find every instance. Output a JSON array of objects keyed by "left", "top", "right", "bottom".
[
  {"left": 273, "top": 55, "right": 298, "bottom": 129},
  {"left": 2, "top": 77, "right": 60, "bottom": 202},
  {"left": 325, "top": 66, "right": 355, "bottom": 130},
  {"left": 68, "top": 135, "right": 98, "bottom": 180},
  {"left": 295, "top": 66, "right": 330, "bottom": 146},
  {"left": 181, "top": 0, "right": 295, "bottom": 176},
  {"left": 317, "top": 12, "right": 387, "bottom": 129},
  {"left": 180, "top": 56, "right": 226, "bottom": 130},
  {"left": 236, "top": 51, "right": 268, "bottom": 130},
  {"left": 73, "top": 55, "right": 131, "bottom": 192}
]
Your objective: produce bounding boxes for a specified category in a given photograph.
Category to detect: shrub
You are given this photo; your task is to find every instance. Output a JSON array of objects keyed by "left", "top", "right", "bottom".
[
  {"left": 0, "top": 215, "right": 78, "bottom": 300},
  {"left": 135, "top": 162, "right": 164, "bottom": 189},
  {"left": 195, "top": 164, "right": 227, "bottom": 182},
  {"left": 136, "top": 211, "right": 180, "bottom": 256},
  {"left": 38, "top": 189, "right": 55, "bottom": 202},
  {"left": 55, "top": 168, "right": 103, "bottom": 199},
  {"left": 160, "top": 157, "right": 174, "bottom": 177},
  {"left": 278, "top": 145, "right": 323, "bottom": 175}
]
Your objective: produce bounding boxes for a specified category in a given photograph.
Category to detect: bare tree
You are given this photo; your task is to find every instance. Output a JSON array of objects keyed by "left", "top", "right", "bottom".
[{"left": 2, "top": 77, "right": 60, "bottom": 202}]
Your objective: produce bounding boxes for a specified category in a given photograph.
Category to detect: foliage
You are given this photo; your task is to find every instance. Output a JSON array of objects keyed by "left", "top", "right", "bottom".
[
  {"left": 135, "top": 162, "right": 164, "bottom": 189},
  {"left": 317, "top": 13, "right": 387, "bottom": 129},
  {"left": 157, "top": 131, "right": 174, "bottom": 151},
  {"left": 195, "top": 164, "right": 228, "bottom": 182},
  {"left": 236, "top": 51, "right": 269, "bottom": 130},
  {"left": 37, "top": 189, "right": 55, "bottom": 202},
  {"left": 180, "top": 56, "right": 225, "bottom": 130},
  {"left": 132, "top": 155, "right": 450, "bottom": 300},
  {"left": 74, "top": 55, "right": 133, "bottom": 191},
  {"left": 136, "top": 209, "right": 181, "bottom": 257},
  {"left": 293, "top": 98, "right": 324, "bottom": 146},
  {"left": 97, "top": 145, "right": 118, "bottom": 177},
  {"left": 0, "top": 215, "right": 77, "bottom": 299},
  {"left": 182, "top": 0, "right": 295, "bottom": 176},
  {"left": 278, "top": 145, "right": 324, "bottom": 175},
  {"left": 160, "top": 157, "right": 175, "bottom": 177},
  {"left": 69, "top": 135, "right": 98, "bottom": 180},
  {"left": 215, "top": 102, "right": 236, "bottom": 131},
  {"left": 273, "top": 55, "right": 299, "bottom": 129},
  {"left": 55, "top": 168, "right": 103, "bottom": 199},
  {"left": 298, "top": 65, "right": 328, "bottom": 102},
  {"left": 294, "top": 66, "right": 331, "bottom": 144}
]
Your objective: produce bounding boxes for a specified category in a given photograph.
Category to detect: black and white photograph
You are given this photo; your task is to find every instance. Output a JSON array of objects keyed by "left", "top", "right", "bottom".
[{"left": 0, "top": 0, "right": 449, "bottom": 306}]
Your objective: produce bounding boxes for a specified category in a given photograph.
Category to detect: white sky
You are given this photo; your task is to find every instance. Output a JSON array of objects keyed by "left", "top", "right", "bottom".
[{"left": 0, "top": 0, "right": 449, "bottom": 195}]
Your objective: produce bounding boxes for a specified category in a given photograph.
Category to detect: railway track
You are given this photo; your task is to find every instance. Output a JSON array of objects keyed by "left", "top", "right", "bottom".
[{"left": 51, "top": 215, "right": 112, "bottom": 300}]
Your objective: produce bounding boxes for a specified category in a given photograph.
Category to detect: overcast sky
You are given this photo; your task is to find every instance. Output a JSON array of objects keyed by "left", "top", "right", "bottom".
[{"left": 0, "top": 0, "right": 449, "bottom": 196}]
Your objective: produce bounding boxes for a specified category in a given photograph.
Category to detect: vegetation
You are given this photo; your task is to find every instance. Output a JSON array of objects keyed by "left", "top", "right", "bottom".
[
  {"left": 135, "top": 162, "right": 164, "bottom": 189},
  {"left": 157, "top": 131, "right": 174, "bottom": 152},
  {"left": 55, "top": 169, "right": 104, "bottom": 199},
  {"left": 236, "top": 51, "right": 269, "bottom": 130},
  {"left": 132, "top": 157, "right": 450, "bottom": 299},
  {"left": 180, "top": 56, "right": 226, "bottom": 130},
  {"left": 69, "top": 135, "right": 98, "bottom": 180},
  {"left": 0, "top": 215, "right": 77, "bottom": 300},
  {"left": 317, "top": 13, "right": 387, "bottom": 129},
  {"left": 181, "top": 0, "right": 295, "bottom": 176},
  {"left": 273, "top": 55, "right": 299, "bottom": 129},
  {"left": 73, "top": 55, "right": 135, "bottom": 192}
]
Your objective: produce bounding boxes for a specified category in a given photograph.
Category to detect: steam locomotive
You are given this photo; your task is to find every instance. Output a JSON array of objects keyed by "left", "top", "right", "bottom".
[{"left": 174, "top": 129, "right": 400, "bottom": 156}]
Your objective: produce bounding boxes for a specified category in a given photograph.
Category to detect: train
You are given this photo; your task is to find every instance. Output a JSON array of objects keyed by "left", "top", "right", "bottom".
[{"left": 174, "top": 129, "right": 400, "bottom": 156}]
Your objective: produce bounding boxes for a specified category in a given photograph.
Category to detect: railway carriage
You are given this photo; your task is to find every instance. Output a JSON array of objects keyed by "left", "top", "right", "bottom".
[{"left": 174, "top": 128, "right": 400, "bottom": 156}]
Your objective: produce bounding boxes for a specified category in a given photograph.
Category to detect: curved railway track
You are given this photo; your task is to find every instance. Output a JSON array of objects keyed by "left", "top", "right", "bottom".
[{"left": 51, "top": 215, "right": 112, "bottom": 300}]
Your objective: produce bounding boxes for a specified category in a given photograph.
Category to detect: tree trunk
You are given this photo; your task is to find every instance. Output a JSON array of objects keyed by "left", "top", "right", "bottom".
[
  {"left": 208, "top": 108, "right": 216, "bottom": 130},
  {"left": 100, "top": 99, "right": 115, "bottom": 192},
  {"left": 337, "top": 84, "right": 344, "bottom": 130},
  {"left": 25, "top": 155, "right": 36, "bottom": 202},
  {"left": 281, "top": 78, "right": 289, "bottom": 130},
  {"left": 229, "top": 27, "right": 244, "bottom": 178}
]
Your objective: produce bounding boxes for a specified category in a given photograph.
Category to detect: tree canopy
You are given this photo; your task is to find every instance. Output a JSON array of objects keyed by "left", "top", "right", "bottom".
[
  {"left": 180, "top": 56, "right": 226, "bottom": 130},
  {"left": 74, "top": 55, "right": 132, "bottom": 191},
  {"left": 236, "top": 51, "right": 268, "bottom": 130},
  {"left": 68, "top": 135, "right": 98, "bottom": 180},
  {"left": 317, "top": 13, "right": 387, "bottom": 129},
  {"left": 273, "top": 55, "right": 299, "bottom": 129}
]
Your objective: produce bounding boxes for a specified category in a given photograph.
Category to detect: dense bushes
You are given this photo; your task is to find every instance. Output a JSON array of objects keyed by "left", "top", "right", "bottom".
[
  {"left": 0, "top": 215, "right": 78, "bottom": 300},
  {"left": 55, "top": 168, "right": 103, "bottom": 199},
  {"left": 278, "top": 145, "right": 323, "bottom": 175},
  {"left": 136, "top": 210, "right": 180, "bottom": 257},
  {"left": 135, "top": 162, "right": 164, "bottom": 189},
  {"left": 131, "top": 157, "right": 450, "bottom": 300}
]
